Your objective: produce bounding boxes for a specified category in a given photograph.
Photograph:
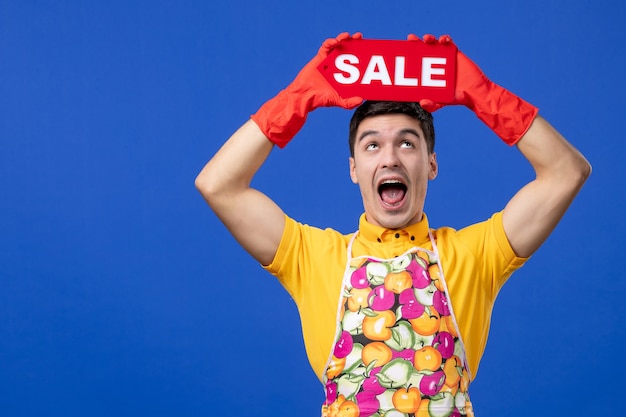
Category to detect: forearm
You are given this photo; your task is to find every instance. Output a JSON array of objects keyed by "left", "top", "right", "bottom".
[{"left": 196, "top": 119, "right": 273, "bottom": 199}]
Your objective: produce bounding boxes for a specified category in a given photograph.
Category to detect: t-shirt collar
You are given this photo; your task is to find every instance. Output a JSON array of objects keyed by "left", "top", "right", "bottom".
[{"left": 358, "top": 213, "right": 430, "bottom": 243}]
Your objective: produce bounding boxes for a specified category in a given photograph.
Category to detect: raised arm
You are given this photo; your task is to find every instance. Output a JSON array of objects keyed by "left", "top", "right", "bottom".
[
  {"left": 195, "top": 33, "right": 363, "bottom": 265},
  {"left": 502, "top": 117, "right": 591, "bottom": 257},
  {"left": 195, "top": 120, "right": 282, "bottom": 266},
  {"left": 413, "top": 34, "right": 590, "bottom": 257}
]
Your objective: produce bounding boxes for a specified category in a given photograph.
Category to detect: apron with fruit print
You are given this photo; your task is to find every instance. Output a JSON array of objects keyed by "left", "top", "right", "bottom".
[{"left": 321, "top": 231, "right": 475, "bottom": 417}]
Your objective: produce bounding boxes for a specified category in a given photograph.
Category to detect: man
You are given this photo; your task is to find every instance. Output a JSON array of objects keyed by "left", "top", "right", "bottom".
[{"left": 195, "top": 33, "right": 590, "bottom": 416}]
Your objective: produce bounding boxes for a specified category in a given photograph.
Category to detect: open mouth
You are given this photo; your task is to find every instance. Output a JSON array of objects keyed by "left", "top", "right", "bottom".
[{"left": 378, "top": 179, "right": 407, "bottom": 207}]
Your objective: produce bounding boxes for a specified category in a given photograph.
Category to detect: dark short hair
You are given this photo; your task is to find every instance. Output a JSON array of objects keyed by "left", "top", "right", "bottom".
[{"left": 348, "top": 101, "right": 435, "bottom": 157}]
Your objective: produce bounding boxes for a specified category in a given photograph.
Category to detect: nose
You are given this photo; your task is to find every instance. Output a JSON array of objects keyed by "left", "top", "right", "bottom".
[{"left": 379, "top": 145, "right": 401, "bottom": 169}]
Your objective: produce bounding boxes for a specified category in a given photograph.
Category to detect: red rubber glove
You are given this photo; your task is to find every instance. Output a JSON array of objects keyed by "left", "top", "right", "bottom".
[
  {"left": 251, "top": 33, "right": 364, "bottom": 148},
  {"left": 409, "top": 34, "right": 539, "bottom": 146}
]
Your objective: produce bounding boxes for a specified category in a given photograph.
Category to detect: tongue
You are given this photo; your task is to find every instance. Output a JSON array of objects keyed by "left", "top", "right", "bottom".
[{"left": 381, "top": 187, "right": 405, "bottom": 205}]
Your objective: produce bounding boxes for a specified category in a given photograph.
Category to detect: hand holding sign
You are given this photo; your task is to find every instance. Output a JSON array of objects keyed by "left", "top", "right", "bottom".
[
  {"left": 412, "top": 33, "right": 539, "bottom": 145},
  {"left": 253, "top": 33, "right": 538, "bottom": 148},
  {"left": 317, "top": 33, "right": 538, "bottom": 145},
  {"left": 251, "top": 33, "right": 364, "bottom": 148},
  {"left": 317, "top": 37, "right": 457, "bottom": 103}
]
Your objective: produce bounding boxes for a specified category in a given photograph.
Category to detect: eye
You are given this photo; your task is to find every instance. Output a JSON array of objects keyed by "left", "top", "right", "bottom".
[
  {"left": 400, "top": 140, "right": 415, "bottom": 148},
  {"left": 365, "top": 142, "right": 379, "bottom": 151}
]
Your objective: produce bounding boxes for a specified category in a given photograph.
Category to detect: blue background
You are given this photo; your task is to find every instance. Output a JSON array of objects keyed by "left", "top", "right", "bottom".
[{"left": 1, "top": 1, "right": 624, "bottom": 416}]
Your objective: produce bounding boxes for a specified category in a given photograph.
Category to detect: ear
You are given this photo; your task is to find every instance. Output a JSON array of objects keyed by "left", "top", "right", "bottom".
[
  {"left": 428, "top": 152, "right": 438, "bottom": 180},
  {"left": 349, "top": 157, "right": 358, "bottom": 184}
]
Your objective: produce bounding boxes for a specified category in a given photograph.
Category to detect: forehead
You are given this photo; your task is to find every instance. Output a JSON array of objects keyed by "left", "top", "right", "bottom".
[{"left": 355, "top": 113, "right": 425, "bottom": 139}]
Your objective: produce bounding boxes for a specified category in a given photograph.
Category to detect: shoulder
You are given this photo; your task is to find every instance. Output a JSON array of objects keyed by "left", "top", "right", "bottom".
[
  {"left": 284, "top": 215, "right": 353, "bottom": 244},
  {"left": 433, "top": 211, "right": 527, "bottom": 286},
  {"left": 433, "top": 212, "right": 511, "bottom": 254},
  {"left": 265, "top": 214, "right": 352, "bottom": 273}
]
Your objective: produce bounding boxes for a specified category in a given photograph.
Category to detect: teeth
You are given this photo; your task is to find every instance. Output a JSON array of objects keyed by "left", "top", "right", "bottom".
[{"left": 382, "top": 180, "right": 402, "bottom": 184}]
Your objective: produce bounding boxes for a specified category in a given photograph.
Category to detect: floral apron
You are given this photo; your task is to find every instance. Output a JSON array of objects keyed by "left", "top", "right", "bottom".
[{"left": 322, "top": 231, "right": 475, "bottom": 417}]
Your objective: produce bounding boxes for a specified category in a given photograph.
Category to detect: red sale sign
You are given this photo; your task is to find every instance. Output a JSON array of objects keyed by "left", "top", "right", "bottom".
[{"left": 317, "top": 39, "right": 457, "bottom": 103}]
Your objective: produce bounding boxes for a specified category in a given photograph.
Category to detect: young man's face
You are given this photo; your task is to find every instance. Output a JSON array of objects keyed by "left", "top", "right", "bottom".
[{"left": 349, "top": 114, "right": 438, "bottom": 230}]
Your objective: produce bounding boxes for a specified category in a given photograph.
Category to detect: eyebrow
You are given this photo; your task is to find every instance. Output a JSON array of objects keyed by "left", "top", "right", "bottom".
[{"left": 357, "top": 128, "right": 423, "bottom": 143}]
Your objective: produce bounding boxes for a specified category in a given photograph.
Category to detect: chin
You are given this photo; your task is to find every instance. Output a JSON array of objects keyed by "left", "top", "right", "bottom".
[
  {"left": 378, "top": 206, "right": 423, "bottom": 229},
  {"left": 381, "top": 220, "right": 409, "bottom": 230},
  {"left": 376, "top": 213, "right": 413, "bottom": 230}
]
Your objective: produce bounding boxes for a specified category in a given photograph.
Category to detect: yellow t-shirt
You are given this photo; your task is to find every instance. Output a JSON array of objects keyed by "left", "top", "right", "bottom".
[{"left": 264, "top": 211, "right": 527, "bottom": 382}]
